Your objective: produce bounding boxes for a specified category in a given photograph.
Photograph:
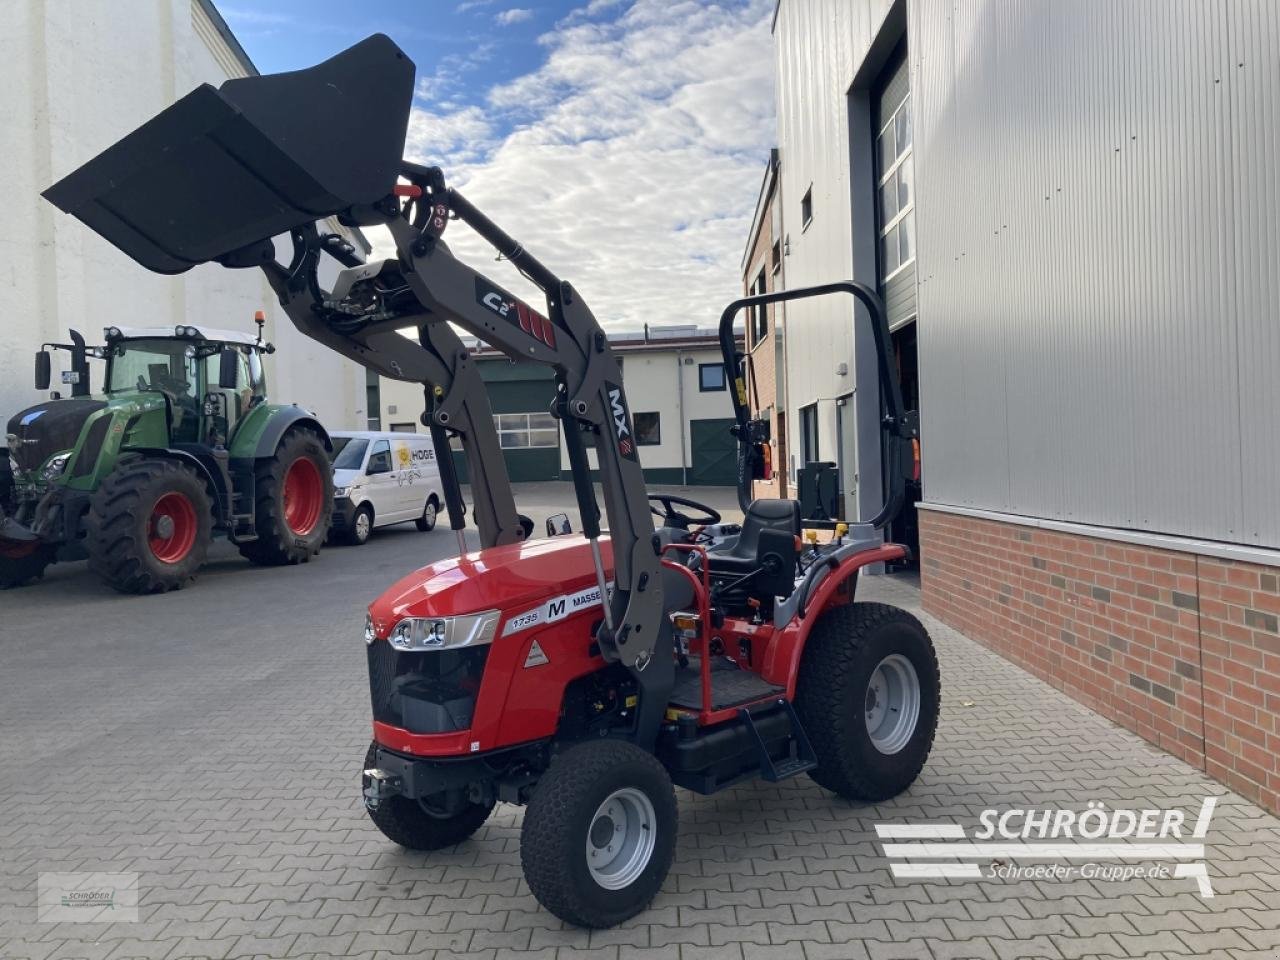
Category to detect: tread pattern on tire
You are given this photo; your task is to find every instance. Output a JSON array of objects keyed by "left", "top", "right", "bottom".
[
  {"left": 238, "top": 427, "right": 332, "bottom": 566},
  {"left": 362, "top": 743, "right": 493, "bottom": 850},
  {"left": 85, "top": 456, "right": 213, "bottom": 594},
  {"left": 520, "top": 738, "right": 677, "bottom": 929},
  {"left": 794, "top": 601, "right": 940, "bottom": 801}
]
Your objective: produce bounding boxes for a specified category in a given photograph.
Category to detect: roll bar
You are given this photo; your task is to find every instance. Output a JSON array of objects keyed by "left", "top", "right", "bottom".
[{"left": 716, "top": 282, "right": 918, "bottom": 529}]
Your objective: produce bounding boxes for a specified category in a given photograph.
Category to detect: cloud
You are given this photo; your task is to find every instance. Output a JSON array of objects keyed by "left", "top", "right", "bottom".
[
  {"left": 456, "top": 0, "right": 494, "bottom": 10},
  {"left": 379, "top": 0, "right": 775, "bottom": 333},
  {"left": 495, "top": 7, "right": 535, "bottom": 26}
]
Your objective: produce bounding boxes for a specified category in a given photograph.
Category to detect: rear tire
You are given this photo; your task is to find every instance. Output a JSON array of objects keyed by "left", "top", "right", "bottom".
[
  {"left": 239, "top": 428, "right": 332, "bottom": 566},
  {"left": 414, "top": 496, "right": 438, "bottom": 532},
  {"left": 521, "top": 739, "right": 677, "bottom": 928},
  {"left": 362, "top": 743, "right": 494, "bottom": 850},
  {"left": 86, "top": 457, "right": 213, "bottom": 594},
  {"left": 794, "top": 602, "right": 940, "bottom": 801}
]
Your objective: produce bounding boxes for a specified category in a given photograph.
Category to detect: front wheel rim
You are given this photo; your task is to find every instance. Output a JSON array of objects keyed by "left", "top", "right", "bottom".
[
  {"left": 282, "top": 457, "right": 323, "bottom": 535},
  {"left": 586, "top": 787, "right": 657, "bottom": 890},
  {"left": 148, "top": 492, "right": 198, "bottom": 563},
  {"left": 864, "top": 654, "right": 921, "bottom": 755},
  {"left": 355, "top": 512, "right": 371, "bottom": 539}
]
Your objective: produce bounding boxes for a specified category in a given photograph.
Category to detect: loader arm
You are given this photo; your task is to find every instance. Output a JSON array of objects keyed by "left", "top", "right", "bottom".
[
  {"left": 259, "top": 234, "right": 522, "bottom": 550},
  {"left": 264, "top": 169, "right": 670, "bottom": 739}
]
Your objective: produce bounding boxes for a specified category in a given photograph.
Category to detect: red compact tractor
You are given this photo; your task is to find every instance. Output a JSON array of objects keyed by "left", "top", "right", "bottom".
[{"left": 45, "top": 35, "right": 939, "bottom": 928}]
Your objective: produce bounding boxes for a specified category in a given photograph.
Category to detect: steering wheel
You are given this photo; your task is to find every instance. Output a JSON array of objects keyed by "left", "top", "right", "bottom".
[{"left": 648, "top": 493, "right": 721, "bottom": 531}]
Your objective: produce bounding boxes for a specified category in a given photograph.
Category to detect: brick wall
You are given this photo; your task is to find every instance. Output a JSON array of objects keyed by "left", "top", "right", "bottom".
[{"left": 920, "top": 509, "right": 1280, "bottom": 814}]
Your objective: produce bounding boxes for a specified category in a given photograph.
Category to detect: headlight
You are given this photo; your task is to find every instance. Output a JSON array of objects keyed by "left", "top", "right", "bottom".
[
  {"left": 386, "top": 610, "right": 500, "bottom": 652},
  {"left": 40, "top": 452, "right": 71, "bottom": 481},
  {"left": 364, "top": 613, "right": 376, "bottom": 645},
  {"left": 334, "top": 486, "right": 349, "bottom": 498}
]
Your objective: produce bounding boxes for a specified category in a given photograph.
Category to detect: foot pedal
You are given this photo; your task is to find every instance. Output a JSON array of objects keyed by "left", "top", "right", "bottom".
[{"left": 738, "top": 699, "right": 818, "bottom": 783}]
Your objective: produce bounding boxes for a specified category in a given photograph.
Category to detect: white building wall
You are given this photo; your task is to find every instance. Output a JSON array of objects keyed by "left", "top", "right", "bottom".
[{"left": 0, "top": 0, "right": 366, "bottom": 430}]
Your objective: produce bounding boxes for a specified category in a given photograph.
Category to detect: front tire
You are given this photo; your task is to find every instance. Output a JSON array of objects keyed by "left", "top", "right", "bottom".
[
  {"left": 239, "top": 428, "right": 332, "bottom": 566},
  {"left": 362, "top": 743, "right": 494, "bottom": 850},
  {"left": 0, "top": 541, "right": 56, "bottom": 588},
  {"left": 794, "top": 602, "right": 940, "bottom": 801},
  {"left": 346, "top": 505, "right": 373, "bottom": 545},
  {"left": 86, "top": 457, "right": 213, "bottom": 594},
  {"left": 521, "top": 739, "right": 677, "bottom": 929}
]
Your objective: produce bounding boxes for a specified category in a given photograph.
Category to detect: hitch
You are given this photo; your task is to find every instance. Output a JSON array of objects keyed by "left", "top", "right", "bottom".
[{"left": 361, "top": 767, "right": 404, "bottom": 810}]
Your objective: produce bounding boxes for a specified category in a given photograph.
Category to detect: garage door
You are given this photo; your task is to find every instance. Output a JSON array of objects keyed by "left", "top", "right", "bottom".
[{"left": 689, "top": 418, "right": 737, "bottom": 486}]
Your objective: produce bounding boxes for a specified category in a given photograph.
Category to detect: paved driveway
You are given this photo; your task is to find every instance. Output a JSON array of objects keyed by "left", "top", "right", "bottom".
[{"left": 1, "top": 485, "right": 1277, "bottom": 959}]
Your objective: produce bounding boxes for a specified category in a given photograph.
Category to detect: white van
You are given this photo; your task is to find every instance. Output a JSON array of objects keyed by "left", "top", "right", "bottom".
[{"left": 328, "top": 431, "right": 444, "bottom": 545}]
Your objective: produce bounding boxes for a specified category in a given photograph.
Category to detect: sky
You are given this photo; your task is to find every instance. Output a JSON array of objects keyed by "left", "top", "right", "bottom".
[{"left": 218, "top": 0, "right": 776, "bottom": 332}]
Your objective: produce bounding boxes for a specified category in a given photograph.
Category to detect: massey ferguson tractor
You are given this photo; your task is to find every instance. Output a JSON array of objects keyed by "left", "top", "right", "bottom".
[
  {"left": 1, "top": 320, "right": 333, "bottom": 592},
  {"left": 43, "top": 35, "right": 939, "bottom": 927}
]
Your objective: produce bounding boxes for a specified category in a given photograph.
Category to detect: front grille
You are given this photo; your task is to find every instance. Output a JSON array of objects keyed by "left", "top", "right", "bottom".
[
  {"left": 7, "top": 399, "right": 106, "bottom": 474},
  {"left": 367, "top": 641, "right": 489, "bottom": 734}
]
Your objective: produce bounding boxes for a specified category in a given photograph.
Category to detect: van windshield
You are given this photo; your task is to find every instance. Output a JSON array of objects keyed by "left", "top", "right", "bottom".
[{"left": 331, "top": 437, "right": 369, "bottom": 471}]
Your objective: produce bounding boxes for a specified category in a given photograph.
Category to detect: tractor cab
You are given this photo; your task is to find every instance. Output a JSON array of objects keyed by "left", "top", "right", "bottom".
[{"left": 101, "top": 324, "right": 271, "bottom": 448}]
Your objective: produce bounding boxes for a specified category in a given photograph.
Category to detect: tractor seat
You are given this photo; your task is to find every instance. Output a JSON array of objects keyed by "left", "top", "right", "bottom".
[{"left": 704, "top": 499, "right": 801, "bottom": 577}]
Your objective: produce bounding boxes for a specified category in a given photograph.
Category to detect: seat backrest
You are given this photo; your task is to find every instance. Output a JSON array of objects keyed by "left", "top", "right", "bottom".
[{"left": 737, "top": 498, "right": 801, "bottom": 556}]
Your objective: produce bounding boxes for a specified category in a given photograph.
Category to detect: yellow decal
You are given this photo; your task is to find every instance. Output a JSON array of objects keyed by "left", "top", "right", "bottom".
[
  {"left": 625, "top": 694, "right": 638, "bottom": 708},
  {"left": 395, "top": 443, "right": 413, "bottom": 470},
  {"left": 735, "top": 377, "right": 747, "bottom": 406}
]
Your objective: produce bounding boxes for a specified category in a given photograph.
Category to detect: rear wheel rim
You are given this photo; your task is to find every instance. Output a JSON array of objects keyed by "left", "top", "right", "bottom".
[
  {"left": 148, "top": 492, "right": 198, "bottom": 563},
  {"left": 423, "top": 502, "right": 436, "bottom": 527},
  {"left": 864, "top": 653, "right": 921, "bottom": 755},
  {"left": 585, "top": 787, "right": 656, "bottom": 890},
  {"left": 283, "top": 457, "right": 323, "bottom": 536}
]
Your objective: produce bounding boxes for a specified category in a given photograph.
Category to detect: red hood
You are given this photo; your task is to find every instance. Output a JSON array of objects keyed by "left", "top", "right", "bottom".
[{"left": 368, "top": 536, "right": 615, "bottom": 638}]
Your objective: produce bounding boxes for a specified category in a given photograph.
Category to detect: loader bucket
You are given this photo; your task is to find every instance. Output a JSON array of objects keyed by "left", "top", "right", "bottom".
[{"left": 42, "top": 34, "right": 415, "bottom": 274}]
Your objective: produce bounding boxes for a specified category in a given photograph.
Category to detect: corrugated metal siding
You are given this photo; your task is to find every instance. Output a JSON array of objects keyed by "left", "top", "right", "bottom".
[
  {"left": 913, "top": 0, "right": 1280, "bottom": 548},
  {"left": 774, "top": 0, "right": 895, "bottom": 505}
]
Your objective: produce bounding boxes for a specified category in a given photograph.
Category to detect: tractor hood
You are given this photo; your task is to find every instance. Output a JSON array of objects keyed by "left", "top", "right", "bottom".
[
  {"left": 368, "top": 536, "right": 616, "bottom": 639},
  {"left": 41, "top": 34, "right": 415, "bottom": 275},
  {"left": 5, "top": 397, "right": 106, "bottom": 474}
]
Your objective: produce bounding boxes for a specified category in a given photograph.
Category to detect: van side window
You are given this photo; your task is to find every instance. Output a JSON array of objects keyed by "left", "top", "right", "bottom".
[{"left": 367, "top": 439, "right": 392, "bottom": 474}]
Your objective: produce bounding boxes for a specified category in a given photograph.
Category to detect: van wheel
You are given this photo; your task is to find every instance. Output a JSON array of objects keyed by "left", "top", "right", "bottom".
[
  {"left": 415, "top": 497, "right": 438, "bottom": 532},
  {"left": 347, "top": 505, "right": 373, "bottom": 545}
]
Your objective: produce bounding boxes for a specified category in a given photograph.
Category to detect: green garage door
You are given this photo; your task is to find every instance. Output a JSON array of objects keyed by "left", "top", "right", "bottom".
[{"left": 689, "top": 418, "right": 737, "bottom": 486}]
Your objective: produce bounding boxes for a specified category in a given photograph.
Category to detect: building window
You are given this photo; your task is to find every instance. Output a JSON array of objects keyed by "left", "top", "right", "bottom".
[
  {"left": 390, "top": 422, "right": 416, "bottom": 433},
  {"left": 800, "top": 403, "right": 819, "bottom": 464},
  {"left": 771, "top": 239, "right": 781, "bottom": 275},
  {"left": 698, "top": 363, "right": 726, "bottom": 392},
  {"left": 800, "top": 187, "right": 813, "bottom": 230},
  {"left": 876, "top": 94, "right": 914, "bottom": 282},
  {"left": 494, "top": 412, "right": 559, "bottom": 449},
  {"left": 633, "top": 412, "right": 661, "bottom": 446},
  {"left": 750, "top": 267, "right": 767, "bottom": 347}
]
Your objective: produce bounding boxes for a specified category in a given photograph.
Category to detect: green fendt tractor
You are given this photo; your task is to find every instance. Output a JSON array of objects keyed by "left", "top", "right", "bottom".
[{"left": 0, "top": 320, "right": 333, "bottom": 593}]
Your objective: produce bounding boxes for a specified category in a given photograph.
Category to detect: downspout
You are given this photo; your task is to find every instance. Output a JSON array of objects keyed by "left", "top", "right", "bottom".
[{"left": 676, "top": 350, "right": 688, "bottom": 485}]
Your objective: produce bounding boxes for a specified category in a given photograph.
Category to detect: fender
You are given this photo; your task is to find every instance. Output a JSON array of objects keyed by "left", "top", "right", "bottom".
[
  {"left": 229, "top": 403, "right": 332, "bottom": 461},
  {"left": 127, "top": 448, "right": 229, "bottom": 526},
  {"left": 762, "top": 543, "right": 910, "bottom": 696}
]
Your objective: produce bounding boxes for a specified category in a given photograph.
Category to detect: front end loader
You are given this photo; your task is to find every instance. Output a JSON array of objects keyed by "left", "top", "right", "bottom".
[{"left": 43, "top": 34, "right": 938, "bottom": 928}]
